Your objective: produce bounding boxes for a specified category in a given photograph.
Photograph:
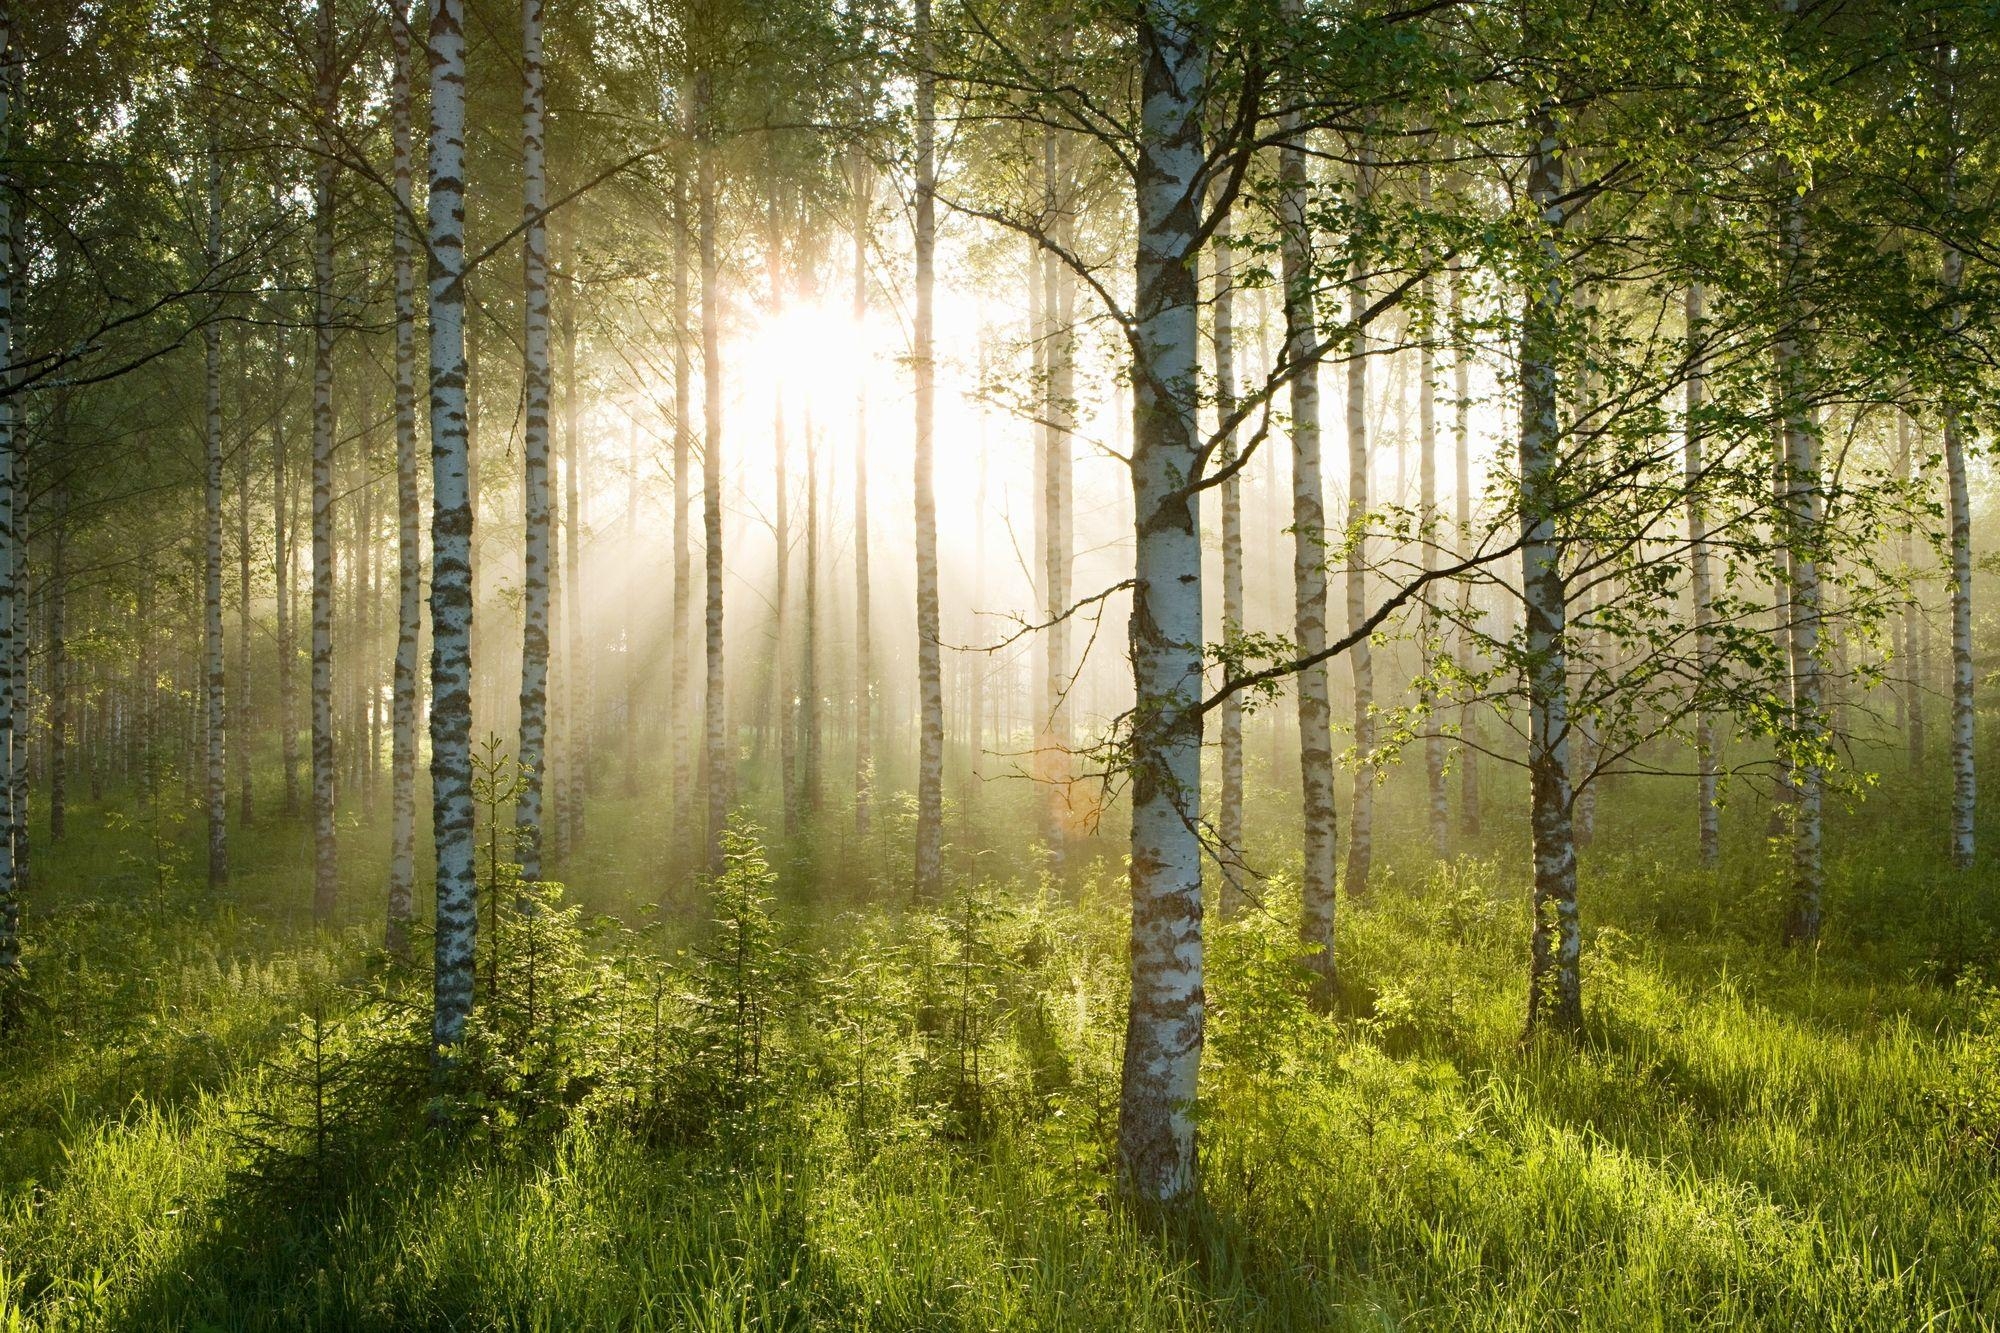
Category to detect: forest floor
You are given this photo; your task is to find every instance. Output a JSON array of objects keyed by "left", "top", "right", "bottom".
[{"left": 0, "top": 758, "right": 1996, "bottom": 1331}]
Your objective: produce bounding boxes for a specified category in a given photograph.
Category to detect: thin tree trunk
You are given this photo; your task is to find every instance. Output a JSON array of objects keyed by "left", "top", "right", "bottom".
[
  {"left": 427, "top": 0, "right": 478, "bottom": 1058},
  {"left": 772, "top": 221, "right": 795, "bottom": 840},
  {"left": 0, "top": 0, "right": 16, "bottom": 987},
  {"left": 1686, "top": 280, "right": 1719, "bottom": 866},
  {"left": 48, "top": 477, "right": 65, "bottom": 843},
  {"left": 560, "top": 273, "right": 588, "bottom": 844},
  {"left": 1279, "top": 75, "right": 1335, "bottom": 982},
  {"left": 1942, "top": 258, "right": 1975, "bottom": 870},
  {"left": 515, "top": 0, "right": 552, "bottom": 883},
  {"left": 1039, "top": 127, "right": 1073, "bottom": 861},
  {"left": 1522, "top": 99, "right": 1581, "bottom": 1034},
  {"left": 236, "top": 374, "right": 253, "bottom": 826},
  {"left": 699, "top": 77, "right": 730, "bottom": 876},
  {"left": 622, "top": 414, "right": 638, "bottom": 795},
  {"left": 1343, "top": 130, "right": 1376, "bottom": 900},
  {"left": 1451, "top": 259, "right": 1480, "bottom": 839},
  {"left": 1213, "top": 207, "right": 1243, "bottom": 905},
  {"left": 1419, "top": 163, "right": 1446, "bottom": 861},
  {"left": 802, "top": 407, "right": 821, "bottom": 818},
  {"left": 387, "top": 0, "right": 419, "bottom": 957},
  {"left": 912, "top": 0, "right": 943, "bottom": 900},
  {"left": 310, "top": 0, "right": 339, "bottom": 922},
  {"left": 204, "top": 72, "right": 228, "bottom": 887},
  {"left": 1776, "top": 147, "right": 1823, "bottom": 947},
  {"left": 1118, "top": 0, "right": 1206, "bottom": 1206},
  {"left": 275, "top": 330, "right": 298, "bottom": 815},
  {"left": 850, "top": 155, "right": 873, "bottom": 840},
  {"left": 671, "top": 173, "right": 693, "bottom": 858}
]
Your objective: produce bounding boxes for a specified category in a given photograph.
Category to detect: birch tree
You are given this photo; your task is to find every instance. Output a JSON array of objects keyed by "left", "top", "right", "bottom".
[
  {"left": 388, "top": 0, "right": 419, "bottom": 957},
  {"left": 516, "top": 0, "right": 553, "bottom": 884},
  {"left": 427, "top": 0, "right": 478, "bottom": 1059},
  {"left": 1117, "top": 0, "right": 1206, "bottom": 1206},
  {"left": 1278, "top": 69, "right": 1336, "bottom": 983},
  {"left": 1521, "top": 97, "right": 1581, "bottom": 1034},
  {"left": 202, "top": 42, "right": 227, "bottom": 888},
  {"left": 912, "top": 0, "right": 943, "bottom": 901},
  {"left": 309, "top": 0, "right": 339, "bottom": 922}
]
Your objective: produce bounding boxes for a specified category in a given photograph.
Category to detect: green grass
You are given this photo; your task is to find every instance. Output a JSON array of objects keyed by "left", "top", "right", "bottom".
[{"left": 0, "top": 756, "right": 1995, "bottom": 1330}]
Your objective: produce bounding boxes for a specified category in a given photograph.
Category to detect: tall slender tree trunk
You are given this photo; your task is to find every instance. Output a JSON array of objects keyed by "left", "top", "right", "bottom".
[
  {"left": 1686, "top": 280, "right": 1719, "bottom": 866},
  {"left": 1942, "top": 274, "right": 1975, "bottom": 869},
  {"left": 0, "top": 0, "right": 17, "bottom": 989},
  {"left": 515, "top": 0, "right": 552, "bottom": 883},
  {"left": 1213, "top": 206, "right": 1244, "bottom": 905},
  {"left": 1522, "top": 100, "right": 1581, "bottom": 1034},
  {"left": 203, "top": 76, "right": 229, "bottom": 888},
  {"left": 309, "top": 0, "right": 340, "bottom": 922},
  {"left": 274, "top": 331, "right": 298, "bottom": 815},
  {"left": 1039, "top": 128, "right": 1074, "bottom": 861},
  {"left": 850, "top": 155, "right": 873, "bottom": 840},
  {"left": 698, "top": 77, "right": 730, "bottom": 876},
  {"left": 47, "top": 480, "right": 65, "bottom": 843},
  {"left": 911, "top": 0, "right": 944, "bottom": 901},
  {"left": 622, "top": 415, "right": 638, "bottom": 795},
  {"left": 1279, "top": 78, "right": 1335, "bottom": 982},
  {"left": 387, "top": 0, "right": 419, "bottom": 957},
  {"left": 671, "top": 174, "right": 693, "bottom": 858},
  {"left": 1419, "top": 164, "right": 1446, "bottom": 861},
  {"left": 1118, "top": 0, "right": 1206, "bottom": 1206},
  {"left": 802, "top": 408, "right": 821, "bottom": 818},
  {"left": 236, "top": 375, "right": 253, "bottom": 826},
  {"left": 772, "top": 225, "right": 796, "bottom": 840},
  {"left": 560, "top": 277, "right": 588, "bottom": 846},
  {"left": 427, "top": 0, "right": 478, "bottom": 1058},
  {"left": 1937, "top": 53, "right": 1976, "bottom": 867},
  {"left": 970, "top": 379, "right": 988, "bottom": 781},
  {"left": 1775, "top": 155, "right": 1822, "bottom": 947},
  {"left": 1451, "top": 259, "right": 1480, "bottom": 839},
  {"left": 1343, "top": 130, "right": 1376, "bottom": 900}
]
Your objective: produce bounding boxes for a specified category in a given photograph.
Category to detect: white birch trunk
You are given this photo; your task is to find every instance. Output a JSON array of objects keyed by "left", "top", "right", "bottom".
[
  {"left": 388, "top": 0, "right": 419, "bottom": 956},
  {"left": 803, "top": 408, "right": 821, "bottom": 817},
  {"left": 1117, "top": 0, "right": 1206, "bottom": 1205},
  {"left": 1212, "top": 206, "right": 1244, "bottom": 903},
  {"left": 698, "top": 79, "right": 730, "bottom": 876},
  {"left": 1943, "top": 246, "right": 1975, "bottom": 870},
  {"left": 1686, "top": 280, "right": 1719, "bottom": 866},
  {"left": 426, "top": 0, "right": 479, "bottom": 1055},
  {"left": 1522, "top": 102, "right": 1581, "bottom": 1033},
  {"left": 560, "top": 287, "right": 588, "bottom": 847},
  {"left": 275, "top": 334, "right": 298, "bottom": 816},
  {"left": 1279, "top": 87, "right": 1336, "bottom": 982},
  {"left": 1451, "top": 259, "right": 1480, "bottom": 838},
  {"left": 1418, "top": 164, "right": 1446, "bottom": 861},
  {"left": 1776, "top": 158, "right": 1822, "bottom": 946},
  {"left": 0, "top": 0, "right": 15, "bottom": 981},
  {"left": 851, "top": 157, "right": 873, "bottom": 840},
  {"left": 309, "top": 0, "right": 339, "bottom": 922},
  {"left": 671, "top": 173, "right": 693, "bottom": 855},
  {"left": 514, "top": 0, "right": 552, "bottom": 883},
  {"left": 912, "top": 0, "right": 944, "bottom": 900},
  {"left": 203, "top": 70, "right": 228, "bottom": 887},
  {"left": 1343, "top": 133, "right": 1376, "bottom": 899}
]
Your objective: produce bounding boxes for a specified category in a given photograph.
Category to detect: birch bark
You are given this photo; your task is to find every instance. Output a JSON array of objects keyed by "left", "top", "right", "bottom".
[
  {"left": 1278, "top": 80, "right": 1335, "bottom": 980},
  {"left": 388, "top": 0, "right": 419, "bottom": 955},
  {"left": 912, "top": 0, "right": 943, "bottom": 900},
  {"left": 514, "top": 0, "right": 552, "bottom": 883},
  {"left": 1686, "top": 280, "right": 1719, "bottom": 866},
  {"left": 1117, "top": 0, "right": 1207, "bottom": 1204},
  {"left": 1521, "top": 102, "right": 1581, "bottom": 1033},
  {"left": 427, "top": 0, "right": 479, "bottom": 1056},
  {"left": 310, "top": 0, "right": 339, "bottom": 921}
]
